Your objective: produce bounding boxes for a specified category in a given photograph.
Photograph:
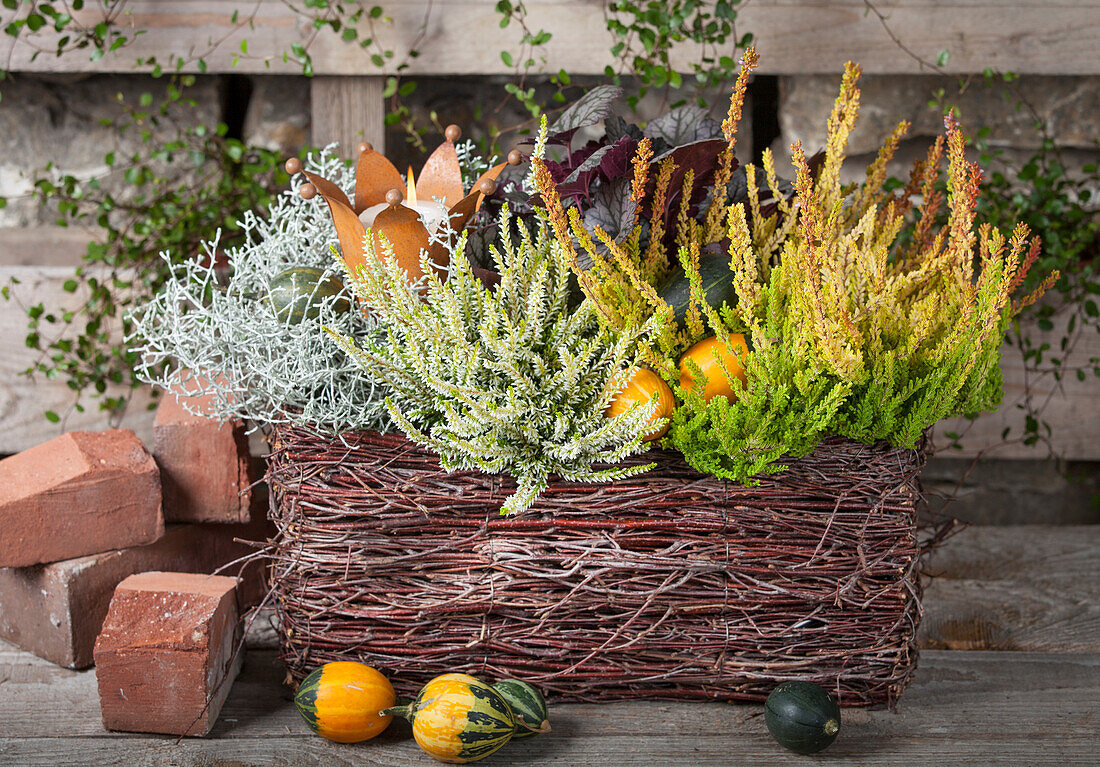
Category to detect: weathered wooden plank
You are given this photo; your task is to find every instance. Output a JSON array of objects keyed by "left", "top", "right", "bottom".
[
  {"left": 0, "top": 264, "right": 156, "bottom": 453},
  {"left": 0, "top": 649, "right": 1096, "bottom": 764},
  {"left": 310, "top": 76, "right": 386, "bottom": 154},
  {"left": 0, "top": 228, "right": 102, "bottom": 267},
  {"left": 919, "top": 525, "right": 1100, "bottom": 652},
  {"left": 1, "top": 1, "right": 1099, "bottom": 76}
]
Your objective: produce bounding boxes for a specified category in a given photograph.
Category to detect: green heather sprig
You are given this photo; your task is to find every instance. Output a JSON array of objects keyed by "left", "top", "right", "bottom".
[{"left": 329, "top": 207, "right": 658, "bottom": 514}]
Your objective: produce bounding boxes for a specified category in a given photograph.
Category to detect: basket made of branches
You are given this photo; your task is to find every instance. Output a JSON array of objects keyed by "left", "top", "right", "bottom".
[{"left": 266, "top": 424, "right": 929, "bottom": 707}]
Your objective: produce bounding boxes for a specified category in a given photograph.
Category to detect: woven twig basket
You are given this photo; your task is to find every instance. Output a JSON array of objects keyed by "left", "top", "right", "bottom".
[{"left": 266, "top": 425, "right": 928, "bottom": 707}]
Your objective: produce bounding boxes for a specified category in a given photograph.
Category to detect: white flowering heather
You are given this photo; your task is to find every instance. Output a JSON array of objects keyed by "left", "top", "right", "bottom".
[
  {"left": 127, "top": 147, "right": 391, "bottom": 431},
  {"left": 329, "top": 208, "right": 659, "bottom": 515},
  {"left": 456, "top": 139, "right": 493, "bottom": 191}
]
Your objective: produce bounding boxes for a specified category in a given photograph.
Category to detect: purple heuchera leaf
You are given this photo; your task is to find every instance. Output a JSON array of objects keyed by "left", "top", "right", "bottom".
[
  {"left": 557, "top": 135, "right": 638, "bottom": 204},
  {"left": 545, "top": 84, "right": 624, "bottom": 148},
  {"left": 645, "top": 139, "right": 730, "bottom": 221},
  {"left": 596, "top": 135, "right": 638, "bottom": 181},
  {"left": 604, "top": 115, "right": 645, "bottom": 144},
  {"left": 541, "top": 135, "right": 621, "bottom": 184},
  {"left": 583, "top": 178, "right": 637, "bottom": 242},
  {"left": 644, "top": 106, "right": 723, "bottom": 146}
]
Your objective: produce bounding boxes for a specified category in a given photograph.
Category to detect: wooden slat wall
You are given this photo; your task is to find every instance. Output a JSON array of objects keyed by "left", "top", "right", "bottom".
[
  {"left": 310, "top": 76, "right": 387, "bottom": 154},
  {"left": 2, "top": 1, "right": 1099, "bottom": 76},
  {"left": 919, "top": 525, "right": 1100, "bottom": 651},
  {"left": 933, "top": 315, "right": 1100, "bottom": 460}
]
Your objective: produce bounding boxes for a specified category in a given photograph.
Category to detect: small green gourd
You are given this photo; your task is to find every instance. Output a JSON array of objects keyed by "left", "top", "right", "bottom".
[
  {"left": 267, "top": 266, "right": 351, "bottom": 323},
  {"left": 764, "top": 681, "right": 841, "bottom": 755},
  {"left": 491, "top": 679, "right": 550, "bottom": 739}
]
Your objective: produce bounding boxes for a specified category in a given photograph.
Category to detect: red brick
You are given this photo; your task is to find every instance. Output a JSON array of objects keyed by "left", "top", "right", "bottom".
[
  {"left": 0, "top": 511, "right": 272, "bottom": 669},
  {"left": 153, "top": 391, "right": 253, "bottom": 524},
  {"left": 94, "top": 571, "right": 243, "bottom": 736},
  {"left": 0, "top": 429, "right": 163, "bottom": 568}
]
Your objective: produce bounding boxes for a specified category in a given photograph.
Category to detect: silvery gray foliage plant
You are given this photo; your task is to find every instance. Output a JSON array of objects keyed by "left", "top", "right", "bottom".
[
  {"left": 127, "top": 147, "right": 391, "bottom": 432},
  {"left": 329, "top": 207, "right": 660, "bottom": 515}
]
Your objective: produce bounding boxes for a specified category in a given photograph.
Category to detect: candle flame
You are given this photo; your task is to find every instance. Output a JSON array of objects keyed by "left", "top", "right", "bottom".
[{"left": 406, "top": 166, "right": 417, "bottom": 204}]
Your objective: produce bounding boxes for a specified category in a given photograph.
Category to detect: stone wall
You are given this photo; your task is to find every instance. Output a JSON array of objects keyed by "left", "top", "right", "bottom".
[
  {"left": 239, "top": 76, "right": 310, "bottom": 156},
  {"left": 774, "top": 74, "right": 1100, "bottom": 185},
  {"left": 0, "top": 74, "right": 222, "bottom": 228}
]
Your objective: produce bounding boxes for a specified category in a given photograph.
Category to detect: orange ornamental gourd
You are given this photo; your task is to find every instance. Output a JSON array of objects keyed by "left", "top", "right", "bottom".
[
  {"left": 294, "top": 661, "right": 396, "bottom": 743},
  {"left": 678, "top": 333, "right": 751, "bottom": 402},
  {"left": 605, "top": 368, "right": 676, "bottom": 441},
  {"left": 381, "top": 673, "right": 516, "bottom": 763}
]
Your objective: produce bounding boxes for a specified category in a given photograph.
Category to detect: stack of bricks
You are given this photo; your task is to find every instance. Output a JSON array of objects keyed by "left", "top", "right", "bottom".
[{"left": 0, "top": 388, "right": 271, "bottom": 734}]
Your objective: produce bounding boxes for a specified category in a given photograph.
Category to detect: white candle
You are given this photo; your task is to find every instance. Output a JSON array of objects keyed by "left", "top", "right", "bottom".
[{"left": 359, "top": 200, "right": 451, "bottom": 235}]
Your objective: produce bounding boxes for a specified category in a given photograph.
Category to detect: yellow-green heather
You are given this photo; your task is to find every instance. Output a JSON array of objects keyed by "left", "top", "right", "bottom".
[{"left": 533, "top": 48, "right": 1056, "bottom": 482}]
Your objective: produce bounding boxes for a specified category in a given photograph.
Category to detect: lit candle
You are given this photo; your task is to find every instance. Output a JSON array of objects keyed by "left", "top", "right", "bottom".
[{"left": 359, "top": 167, "right": 452, "bottom": 234}]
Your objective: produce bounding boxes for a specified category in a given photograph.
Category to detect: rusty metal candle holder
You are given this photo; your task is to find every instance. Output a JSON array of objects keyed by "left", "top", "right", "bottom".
[{"left": 285, "top": 126, "right": 521, "bottom": 281}]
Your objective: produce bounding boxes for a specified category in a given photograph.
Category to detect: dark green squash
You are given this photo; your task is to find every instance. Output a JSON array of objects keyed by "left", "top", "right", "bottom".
[
  {"left": 655, "top": 252, "right": 738, "bottom": 328},
  {"left": 267, "top": 266, "right": 351, "bottom": 323},
  {"left": 492, "top": 679, "right": 550, "bottom": 739},
  {"left": 764, "top": 681, "right": 841, "bottom": 755}
]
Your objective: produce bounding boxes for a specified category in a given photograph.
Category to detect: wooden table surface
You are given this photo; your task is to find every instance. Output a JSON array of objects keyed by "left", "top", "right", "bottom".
[{"left": 1, "top": 524, "right": 1097, "bottom": 766}]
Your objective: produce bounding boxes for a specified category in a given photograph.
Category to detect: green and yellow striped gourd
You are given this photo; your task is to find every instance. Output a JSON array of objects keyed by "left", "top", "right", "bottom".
[
  {"left": 382, "top": 673, "right": 515, "bottom": 763},
  {"left": 293, "top": 661, "right": 395, "bottom": 743}
]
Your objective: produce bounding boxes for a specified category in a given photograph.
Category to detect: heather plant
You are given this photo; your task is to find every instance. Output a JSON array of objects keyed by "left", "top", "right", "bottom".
[
  {"left": 536, "top": 54, "right": 1056, "bottom": 481},
  {"left": 329, "top": 208, "right": 659, "bottom": 515},
  {"left": 532, "top": 48, "right": 763, "bottom": 374}
]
